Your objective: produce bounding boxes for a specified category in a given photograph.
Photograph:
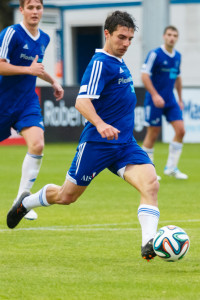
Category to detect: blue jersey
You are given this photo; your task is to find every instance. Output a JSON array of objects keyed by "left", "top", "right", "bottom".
[
  {"left": 0, "top": 22, "right": 50, "bottom": 114},
  {"left": 141, "top": 45, "right": 181, "bottom": 107},
  {"left": 77, "top": 49, "right": 137, "bottom": 144}
]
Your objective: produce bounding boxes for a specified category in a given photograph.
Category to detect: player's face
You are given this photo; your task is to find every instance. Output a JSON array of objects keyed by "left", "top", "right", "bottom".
[
  {"left": 163, "top": 29, "right": 178, "bottom": 49},
  {"left": 104, "top": 25, "right": 134, "bottom": 58},
  {"left": 20, "top": 0, "right": 43, "bottom": 27}
]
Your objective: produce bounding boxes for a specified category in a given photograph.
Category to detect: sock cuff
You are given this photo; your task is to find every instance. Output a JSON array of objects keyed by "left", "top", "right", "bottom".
[
  {"left": 27, "top": 152, "right": 44, "bottom": 159},
  {"left": 138, "top": 204, "right": 160, "bottom": 219},
  {"left": 170, "top": 142, "right": 183, "bottom": 150},
  {"left": 142, "top": 146, "right": 154, "bottom": 153},
  {"left": 39, "top": 184, "right": 52, "bottom": 206}
]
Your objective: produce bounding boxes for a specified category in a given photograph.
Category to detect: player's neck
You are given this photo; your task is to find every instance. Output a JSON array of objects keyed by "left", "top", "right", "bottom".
[
  {"left": 22, "top": 21, "right": 39, "bottom": 37},
  {"left": 164, "top": 44, "right": 174, "bottom": 54}
]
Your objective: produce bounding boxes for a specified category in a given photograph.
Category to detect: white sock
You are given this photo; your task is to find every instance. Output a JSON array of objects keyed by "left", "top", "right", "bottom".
[
  {"left": 17, "top": 152, "right": 43, "bottom": 199},
  {"left": 138, "top": 204, "right": 160, "bottom": 246},
  {"left": 166, "top": 142, "right": 183, "bottom": 170},
  {"left": 142, "top": 146, "right": 154, "bottom": 162},
  {"left": 22, "top": 184, "right": 52, "bottom": 210}
]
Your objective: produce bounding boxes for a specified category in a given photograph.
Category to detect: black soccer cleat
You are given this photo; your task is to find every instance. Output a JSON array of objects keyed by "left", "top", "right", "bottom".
[
  {"left": 7, "top": 192, "right": 31, "bottom": 229},
  {"left": 141, "top": 238, "right": 156, "bottom": 261}
]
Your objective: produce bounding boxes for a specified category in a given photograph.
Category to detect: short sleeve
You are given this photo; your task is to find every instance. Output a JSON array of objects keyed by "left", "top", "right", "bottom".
[
  {"left": 78, "top": 59, "right": 107, "bottom": 99},
  {"left": 0, "top": 26, "right": 16, "bottom": 63},
  {"left": 141, "top": 51, "right": 157, "bottom": 75}
]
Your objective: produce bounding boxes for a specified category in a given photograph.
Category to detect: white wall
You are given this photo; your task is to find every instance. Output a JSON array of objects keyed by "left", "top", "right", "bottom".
[
  {"left": 13, "top": 2, "right": 200, "bottom": 87},
  {"left": 170, "top": 4, "right": 200, "bottom": 87},
  {"left": 63, "top": 6, "right": 142, "bottom": 86}
]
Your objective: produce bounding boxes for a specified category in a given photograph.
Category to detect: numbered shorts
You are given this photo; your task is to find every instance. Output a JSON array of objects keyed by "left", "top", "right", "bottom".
[
  {"left": 144, "top": 101, "right": 183, "bottom": 127},
  {"left": 0, "top": 109, "right": 44, "bottom": 142},
  {"left": 66, "top": 140, "right": 153, "bottom": 186}
]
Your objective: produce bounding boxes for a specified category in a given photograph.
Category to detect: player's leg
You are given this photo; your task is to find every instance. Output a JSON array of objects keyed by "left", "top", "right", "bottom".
[
  {"left": 7, "top": 180, "right": 87, "bottom": 229},
  {"left": 164, "top": 105, "right": 188, "bottom": 179},
  {"left": 124, "top": 163, "right": 160, "bottom": 260},
  {"left": 142, "top": 126, "right": 161, "bottom": 161},
  {"left": 7, "top": 142, "right": 112, "bottom": 228},
  {"left": 109, "top": 143, "right": 160, "bottom": 261},
  {"left": 142, "top": 126, "right": 161, "bottom": 180},
  {"left": 16, "top": 126, "right": 44, "bottom": 220},
  {"left": 142, "top": 103, "right": 162, "bottom": 180}
]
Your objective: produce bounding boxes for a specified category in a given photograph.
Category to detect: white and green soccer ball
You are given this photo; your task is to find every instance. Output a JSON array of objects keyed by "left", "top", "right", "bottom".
[{"left": 153, "top": 225, "right": 190, "bottom": 262}]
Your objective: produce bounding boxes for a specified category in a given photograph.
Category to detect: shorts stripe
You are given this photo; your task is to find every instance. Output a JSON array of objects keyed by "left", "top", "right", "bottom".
[{"left": 76, "top": 142, "right": 86, "bottom": 175}]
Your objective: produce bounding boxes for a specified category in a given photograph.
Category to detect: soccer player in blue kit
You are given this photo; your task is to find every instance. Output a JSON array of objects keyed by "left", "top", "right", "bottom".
[
  {"left": 0, "top": 0, "right": 64, "bottom": 220},
  {"left": 141, "top": 26, "right": 188, "bottom": 180},
  {"left": 7, "top": 11, "right": 160, "bottom": 261}
]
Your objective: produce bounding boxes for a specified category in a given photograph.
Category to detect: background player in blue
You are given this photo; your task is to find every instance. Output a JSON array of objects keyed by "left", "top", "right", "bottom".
[
  {"left": 141, "top": 26, "right": 187, "bottom": 180},
  {"left": 7, "top": 11, "right": 160, "bottom": 261},
  {"left": 0, "top": 0, "right": 64, "bottom": 220}
]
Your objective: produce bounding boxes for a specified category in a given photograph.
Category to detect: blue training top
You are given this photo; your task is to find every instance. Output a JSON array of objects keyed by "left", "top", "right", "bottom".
[
  {"left": 0, "top": 22, "right": 50, "bottom": 114},
  {"left": 141, "top": 45, "right": 181, "bottom": 107},
  {"left": 77, "top": 49, "right": 137, "bottom": 144}
]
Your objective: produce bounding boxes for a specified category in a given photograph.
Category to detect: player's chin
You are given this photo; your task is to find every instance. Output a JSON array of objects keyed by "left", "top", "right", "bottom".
[
  {"left": 30, "top": 18, "right": 40, "bottom": 24},
  {"left": 119, "top": 49, "right": 127, "bottom": 55}
]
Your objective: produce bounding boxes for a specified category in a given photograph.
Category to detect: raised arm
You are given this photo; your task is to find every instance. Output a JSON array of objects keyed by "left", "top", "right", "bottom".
[{"left": 0, "top": 55, "right": 44, "bottom": 76}]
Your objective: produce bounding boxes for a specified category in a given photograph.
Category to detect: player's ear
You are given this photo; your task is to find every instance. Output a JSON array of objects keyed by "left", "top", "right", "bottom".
[
  {"left": 104, "top": 29, "right": 110, "bottom": 39},
  {"left": 19, "top": 6, "right": 24, "bottom": 15}
]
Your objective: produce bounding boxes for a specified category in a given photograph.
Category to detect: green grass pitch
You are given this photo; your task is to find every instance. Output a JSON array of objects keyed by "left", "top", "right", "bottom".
[{"left": 0, "top": 142, "right": 199, "bottom": 299}]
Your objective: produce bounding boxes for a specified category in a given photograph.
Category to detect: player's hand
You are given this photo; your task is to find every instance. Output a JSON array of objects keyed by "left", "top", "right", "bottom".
[
  {"left": 29, "top": 55, "right": 45, "bottom": 76},
  {"left": 96, "top": 122, "right": 120, "bottom": 140},
  {"left": 52, "top": 81, "right": 64, "bottom": 101},
  {"left": 179, "top": 101, "right": 184, "bottom": 110},
  {"left": 152, "top": 94, "right": 165, "bottom": 108}
]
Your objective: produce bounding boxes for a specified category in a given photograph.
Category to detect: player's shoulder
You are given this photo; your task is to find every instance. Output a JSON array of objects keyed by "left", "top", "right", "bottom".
[
  {"left": 0, "top": 24, "right": 19, "bottom": 36},
  {"left": 148, "top": 47, "right": 160, "bottom": 55},
  {"left": 93, "top": 49, "right": 109, "bottom": 62},
  {"left": 39, "top": 28, "right": 50, "bottom": 42},
  {"left": 174, "top": 49, "right": 181, "bottom": 58},
  {"left": 94, "top": 49, "right": 120, "bottom": 63},
  {"left": 154, "top": 46, "right": 164, "bottom": 55}
]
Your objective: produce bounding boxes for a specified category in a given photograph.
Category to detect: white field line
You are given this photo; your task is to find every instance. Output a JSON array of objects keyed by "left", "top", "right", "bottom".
[{"left": 0, "top": 219, "right": 199, "bottom": 233}]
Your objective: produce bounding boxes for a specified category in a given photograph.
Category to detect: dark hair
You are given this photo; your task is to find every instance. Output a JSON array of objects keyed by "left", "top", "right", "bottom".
[
  {"left": 104, "top": 11, "right": 137, "bottom": 34},
  {"left": 163, "top": 25, "right": 179, "bottom": 35},
  {"left": 19, "top": 0, "right": 43, "bottom": 8}
]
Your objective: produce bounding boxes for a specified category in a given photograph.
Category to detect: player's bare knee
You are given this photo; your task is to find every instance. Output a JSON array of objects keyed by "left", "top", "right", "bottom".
[
  {"left": 30, "top": 140, "right": 44, "bottom": 155},
  {"left": 145, "top": 175, "right": 159, "bottom": 196},
  {"left": 175, "top": 126, "right": 185, "bottom": 140},
  {"left": 179, "top": 127, "right": 185, "bottom": 139}
]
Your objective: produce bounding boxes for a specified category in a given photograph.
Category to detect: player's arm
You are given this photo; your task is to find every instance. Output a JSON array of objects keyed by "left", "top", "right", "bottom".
[
  {"left": 38, "top": 71, "right": 64, "bottom": 101},
  {"left": 175, "top": 76, "right": 184, "bottom": 110},
  {"left": 0, "top": 55, "right": 44, "bottom": 76},
  {"left": 75, "top": 97, "right": 120, "bottom": 140},
  {"left": 141, "top": 73, "right": 165, "bottom": 108}
]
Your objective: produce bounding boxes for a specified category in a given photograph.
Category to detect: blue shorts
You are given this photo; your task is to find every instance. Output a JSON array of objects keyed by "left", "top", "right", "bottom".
[
  {"left": 67, "top": 140, "right": 153, "bottom": 186},
  {"left": 144, "top": 101, "right": 183, "bottom": 127},
  {"left": 0, "top": 108, "right": 44, "bottom": 142}
]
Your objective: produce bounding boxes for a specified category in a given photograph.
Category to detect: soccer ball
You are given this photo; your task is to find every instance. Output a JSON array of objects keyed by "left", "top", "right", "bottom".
[{"left": 153, "top": 225, "right": 190, "bottom": 262}]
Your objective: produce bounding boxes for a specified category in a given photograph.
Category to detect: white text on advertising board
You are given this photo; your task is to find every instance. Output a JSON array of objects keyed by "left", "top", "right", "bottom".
[{"left": 44, "top": 100, "right": 85, "bottom": 127}]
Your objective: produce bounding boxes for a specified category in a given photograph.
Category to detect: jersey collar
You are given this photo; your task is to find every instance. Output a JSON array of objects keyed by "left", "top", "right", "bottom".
[
  {"left": 161, "top": 45, "right": 176, "bottom": 58},
  {"left": 95, "top": 49, "right": 123, "bottom": 63},
  {"left": 20, "top": 22, "right": 40, "bottom": 41}
]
